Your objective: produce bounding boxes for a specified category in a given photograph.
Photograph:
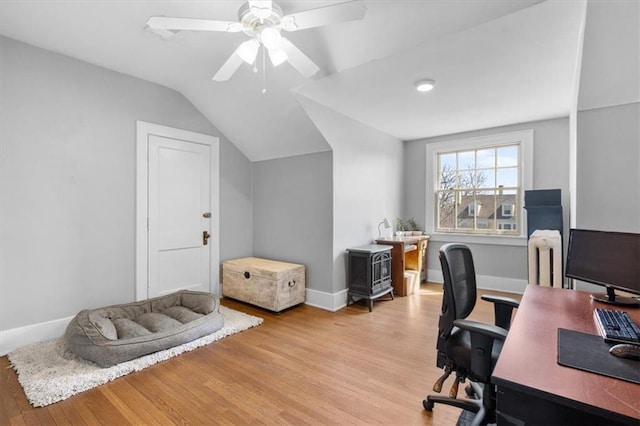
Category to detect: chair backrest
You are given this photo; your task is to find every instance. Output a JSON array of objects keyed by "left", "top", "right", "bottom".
[{"left": 436, "top": 243, "right": 478, "bottom": 362}]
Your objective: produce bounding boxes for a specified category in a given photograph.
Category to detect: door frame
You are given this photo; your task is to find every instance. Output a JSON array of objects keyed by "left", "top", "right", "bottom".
[{"left": 135, "top": 121, "right": 220, "bottom": 301}]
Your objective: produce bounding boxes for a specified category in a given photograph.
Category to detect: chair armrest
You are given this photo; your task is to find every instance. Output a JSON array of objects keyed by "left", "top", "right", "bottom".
[
  {"left": 454, "top": 319, "right": 508, "bottom": 382},
  {"left": 453, "top": 319, "right": 508, "bottom": 342},
  {"left": 481, "top": 294, "right": 520, "bottom": 309},
  {"left": 481, "top": 295, "right": 520, "bottom": 330}
]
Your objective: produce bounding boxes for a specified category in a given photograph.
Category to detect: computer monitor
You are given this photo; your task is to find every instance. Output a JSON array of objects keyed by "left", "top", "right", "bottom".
[{"left": 565, "top": 229, "right": 640, "bottom": 307}]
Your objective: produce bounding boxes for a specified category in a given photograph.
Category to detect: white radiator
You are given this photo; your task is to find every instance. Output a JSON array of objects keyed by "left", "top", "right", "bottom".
[{"left": 528, "top": 230, "right": 562, "bottom": 287}]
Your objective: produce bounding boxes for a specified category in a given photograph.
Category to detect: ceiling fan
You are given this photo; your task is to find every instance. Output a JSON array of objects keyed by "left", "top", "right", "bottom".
[{"left": 146, "top": 0, "right": 367, "bottom": 82}]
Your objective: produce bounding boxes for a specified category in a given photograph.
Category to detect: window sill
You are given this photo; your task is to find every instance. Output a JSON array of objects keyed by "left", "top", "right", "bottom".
[{"left": 427, "top": 232, "right": 528, "bottom": 247}]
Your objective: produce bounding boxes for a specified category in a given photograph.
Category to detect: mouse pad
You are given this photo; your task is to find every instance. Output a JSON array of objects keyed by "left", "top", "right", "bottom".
[{"left": 557, "top": 328, "right": 640, "bottom": 385}]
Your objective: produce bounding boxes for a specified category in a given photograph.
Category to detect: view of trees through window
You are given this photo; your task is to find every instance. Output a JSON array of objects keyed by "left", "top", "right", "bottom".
[{"left": 436, "top": 144, "right": 520, "bottom": 234}]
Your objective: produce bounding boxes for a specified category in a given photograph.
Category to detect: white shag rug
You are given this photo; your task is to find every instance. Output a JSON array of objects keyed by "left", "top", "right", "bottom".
[{"left": 8, "top": 306, "right": 263, "bottom": 407}]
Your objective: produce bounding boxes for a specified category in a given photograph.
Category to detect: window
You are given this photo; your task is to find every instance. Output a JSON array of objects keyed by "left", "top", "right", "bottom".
[
  {"left": 468, "top": 202, "right": 479, "bottom": 217},
  {"left": 501, "top": 203, "right": 514, "bottom": 217},
  {"left": 436, "top": 144, "right": 520, "bottom": 234},
  {"left": 426, "top": 130, "right": 533, "bottom": 240}
]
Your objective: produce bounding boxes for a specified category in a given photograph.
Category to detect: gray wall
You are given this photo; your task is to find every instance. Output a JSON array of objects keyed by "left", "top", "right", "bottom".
[
  {"left": 220, "top": 139, "right": 253, "bottom": 264},
  {"left": 252, "top": 151, "right": 333, "bottom": 293},
  {"left": 404, "top": 117, "right": 570, "bottom": 290},
  {"left": 575, "top": 0, "right": 639, "bottom": 233},
  {"left": 0, "top": 37, "right": 252, "bottom": 332},
  {"left": 571, "top": 1, "right": 639, "bottom": 292},
  {"left": 572, "top": 102, "right": 640, "bottom": 294},
  {"left": 295, "top": 96, "right": 404, "bottom": 298},
  {"left": 251, "top": 95, "right": 404, "bottom": 306},
  {"left": 577, "top": 0, "right": 639, "bottom": 112},
  {"left": 576, "top": 102, "right": 639, "bottom": 233}
]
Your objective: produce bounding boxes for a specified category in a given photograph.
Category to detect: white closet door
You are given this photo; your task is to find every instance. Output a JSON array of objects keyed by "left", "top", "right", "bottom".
[{"left": 147, "top": 135, "right": 211, "bottom": 297}]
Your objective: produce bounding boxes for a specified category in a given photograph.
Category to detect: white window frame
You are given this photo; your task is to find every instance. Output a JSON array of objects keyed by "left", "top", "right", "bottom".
[{"left": 425, "top": 130, "right": 533, "bottom": 246}]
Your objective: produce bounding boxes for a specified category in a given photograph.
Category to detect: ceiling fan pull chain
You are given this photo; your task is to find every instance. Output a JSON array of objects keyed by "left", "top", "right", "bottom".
[
  {"left": 262, "top": 46, "right": 267, "bottom": 94},
  {"left": 252, "top": 46, "right": 259, "bottom": 74}
]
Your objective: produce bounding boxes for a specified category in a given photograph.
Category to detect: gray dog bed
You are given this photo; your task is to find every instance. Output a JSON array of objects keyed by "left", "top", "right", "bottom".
[{"left": 65, "top": 290, "right": 224, "bottom": 368}]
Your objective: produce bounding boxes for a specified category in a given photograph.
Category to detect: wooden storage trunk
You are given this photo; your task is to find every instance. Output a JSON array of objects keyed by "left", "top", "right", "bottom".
[{"left": 222, "top": 257, "right": 306, "bottom": 312}]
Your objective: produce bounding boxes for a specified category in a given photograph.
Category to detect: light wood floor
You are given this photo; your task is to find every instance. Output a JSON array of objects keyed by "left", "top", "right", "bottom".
[{"left": 0, "top": 283, "right": 519, "bottom": 425}]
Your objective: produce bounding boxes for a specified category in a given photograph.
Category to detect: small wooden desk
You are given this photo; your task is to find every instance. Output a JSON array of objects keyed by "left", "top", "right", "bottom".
[
  {"left": 493, "top": 285, "right": 640, "bottom": 425},
  {"left": 375, "top": 236, "right": 429, "bottom": 296}
]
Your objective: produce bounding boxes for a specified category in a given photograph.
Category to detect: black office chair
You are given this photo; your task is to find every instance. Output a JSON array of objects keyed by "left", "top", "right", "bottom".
[{"left": 423, "top": 243, "right": 520, "bottom": 426}]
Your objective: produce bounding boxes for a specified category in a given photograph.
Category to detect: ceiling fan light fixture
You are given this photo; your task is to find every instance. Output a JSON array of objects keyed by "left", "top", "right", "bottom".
[
  {"left": 259, "top": 27, "right": 282, "bottom": 49},
  {"left": 237, "top": 39, "right": 260, "bottom": 64},
  {"left": 415, "top": 79, "right": 436, "bottom": 92},
  {"left": 268, "top": 47, "right": 287, "bottom": 66}
]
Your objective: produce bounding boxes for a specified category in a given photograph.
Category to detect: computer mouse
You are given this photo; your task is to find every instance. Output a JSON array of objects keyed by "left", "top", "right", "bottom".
[{"left": 609, "top": 344, "right": 640, "bottom": 361}]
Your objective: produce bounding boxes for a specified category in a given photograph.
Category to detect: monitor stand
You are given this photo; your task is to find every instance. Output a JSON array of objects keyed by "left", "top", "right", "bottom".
[{"left": 591, "top": 286, "right": 640, "bottom": 307}]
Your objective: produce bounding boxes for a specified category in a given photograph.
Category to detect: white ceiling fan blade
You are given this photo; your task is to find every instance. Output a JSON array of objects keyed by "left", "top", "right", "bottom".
[
  {"left": 281, "top": 38, "right": 319, "bottom": 78},
  {"left": 146, "top": 17, "right": 242, "bottom": 33},
  {"left": 147, "top": 27, "right": 179, "bottom": 40},
  {"left": 249, "top": 0, "right": 272, "bottom": 11},
  {"left": 249, "top": 1, "right": 272, "bottom": 22},
  {"left": 212, "top": 52, "right": 244, "bottom": 82},
  {"left": 212, "top": 39, "right": 261, "bottom": 82},
  {"left": 281, "top": 0, "right": 366, "bottom": 32}
]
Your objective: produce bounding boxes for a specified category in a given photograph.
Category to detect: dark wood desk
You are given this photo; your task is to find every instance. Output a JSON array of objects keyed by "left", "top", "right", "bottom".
[
  {"left": 375, "top": 236, "right": 428, "bottom": 296},
  {"left": 493, "top": 285, "right": 640, "bottom": 425}
]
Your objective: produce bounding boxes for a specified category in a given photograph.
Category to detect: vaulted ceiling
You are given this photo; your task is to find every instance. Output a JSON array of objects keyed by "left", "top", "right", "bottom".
[{"left": 1, "top": 0, "right": 592, "bottom": 161}]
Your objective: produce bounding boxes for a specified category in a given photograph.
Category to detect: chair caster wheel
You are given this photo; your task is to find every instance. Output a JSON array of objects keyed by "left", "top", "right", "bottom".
[
  {"left": 465, "top": 384, "right": 475, "bottom": 398},
  {"left": 423, "top": 399, "right": 434, "bottom": 411}
]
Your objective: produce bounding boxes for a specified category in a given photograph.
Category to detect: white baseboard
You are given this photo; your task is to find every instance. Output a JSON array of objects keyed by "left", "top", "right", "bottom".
[
  {"left": 426, "top": 269, "right": 526, "bottom": 295},
  {"left": 305, "top": 288, "right": 348, "bottom": 312},
  {"left": 0, "top": 316, "right": 73, "bottom": 356},
  {"left": 304, "top": 270, "right": 526, "bottom": 313}
]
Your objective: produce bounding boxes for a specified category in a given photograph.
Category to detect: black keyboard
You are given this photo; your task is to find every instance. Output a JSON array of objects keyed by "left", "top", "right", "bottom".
[{"left": 594, "top": 308, "right": 640, "bottom": 345}]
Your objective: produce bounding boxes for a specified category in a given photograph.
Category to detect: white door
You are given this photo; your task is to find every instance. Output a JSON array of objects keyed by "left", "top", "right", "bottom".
[
  {"left": 147, "top": 136, "right": 211, "bottom": 297},
  {"left": 136, "top": 121, "right": 220, "bottom": 301}
]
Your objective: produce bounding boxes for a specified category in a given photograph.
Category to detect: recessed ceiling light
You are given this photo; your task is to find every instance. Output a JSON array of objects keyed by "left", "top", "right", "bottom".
[{"left": 415, "top": 79, "right": 436, "bottom": 92}]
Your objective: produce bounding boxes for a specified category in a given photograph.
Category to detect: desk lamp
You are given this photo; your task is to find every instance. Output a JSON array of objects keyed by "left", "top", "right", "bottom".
[{"left": 378, "top": 218, "right": 391, "bottom": 237}]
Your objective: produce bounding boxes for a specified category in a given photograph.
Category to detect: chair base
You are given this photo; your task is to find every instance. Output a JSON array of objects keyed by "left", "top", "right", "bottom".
[{"left": 424, "top": 382, "right": 491, "bottom": 426}]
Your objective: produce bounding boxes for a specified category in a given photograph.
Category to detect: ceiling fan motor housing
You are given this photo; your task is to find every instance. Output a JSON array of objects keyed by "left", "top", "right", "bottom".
[{"left": 238, "top": 1, "right": 284, "bottom": 38}]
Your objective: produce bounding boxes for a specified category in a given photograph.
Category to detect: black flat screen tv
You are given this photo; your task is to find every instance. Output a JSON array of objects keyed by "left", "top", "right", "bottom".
[{"left": 565, "top": 229, "right": 640, "bottom": 307}]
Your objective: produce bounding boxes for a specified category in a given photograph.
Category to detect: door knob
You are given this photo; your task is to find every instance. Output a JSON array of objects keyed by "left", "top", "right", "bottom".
[{"left": 203, "top": 230, "right": 210, "bottom": 246}]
